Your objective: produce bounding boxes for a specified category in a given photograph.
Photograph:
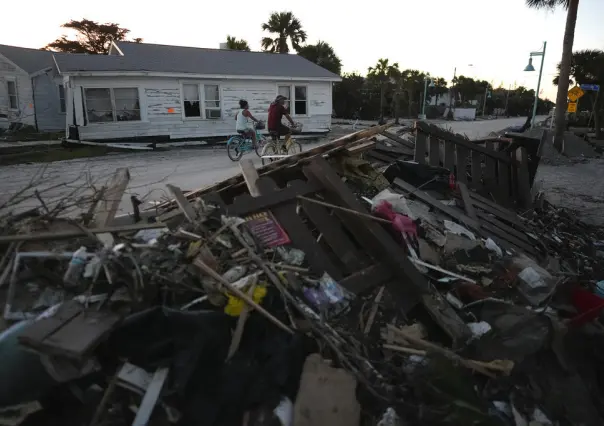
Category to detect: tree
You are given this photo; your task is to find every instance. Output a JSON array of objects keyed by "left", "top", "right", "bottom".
[
  {"left": 44, "top": 19, "right": 141, "bottom": 54},
  {"left": 429, "top": 77, "right": 449, "bottom": 106},
  {"left": 526, "top": 0, "right": 580, "bottom": 150},
  {"left": 261, "top": 12, "right": 307, "bottom": 54},
  {"left": 368, "top": 59, "right": 400, "bottom": 122},
  {"left": 297, "top": 41, "right": 342, "bottom": 75},
  {"left": 555, "top": 49, "right": 604, "bottom": 138},
  {"left": 225, "top": 35, "right": 251, "bottom": 51}
]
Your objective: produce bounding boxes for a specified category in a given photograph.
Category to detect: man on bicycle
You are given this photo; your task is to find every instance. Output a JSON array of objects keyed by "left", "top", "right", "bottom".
[
  {"left": 268, "top": 95, "right": 295, "bottom": 151},
  {"left": 236, "top": 99, "right": 261, "bottom": 148}
]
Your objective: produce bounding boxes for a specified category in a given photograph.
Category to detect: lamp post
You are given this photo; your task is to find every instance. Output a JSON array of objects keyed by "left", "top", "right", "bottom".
[
  {"left": 524, "top": 41, "right": 547, "bottom": 128},
  {"left": 420, "top": 78, "right": 435, "bottom": 120}
]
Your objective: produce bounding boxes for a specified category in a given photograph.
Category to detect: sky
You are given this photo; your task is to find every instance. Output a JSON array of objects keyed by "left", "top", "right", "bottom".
[{"left": 2, "top": 0, "right": 603, "bottom": 100}]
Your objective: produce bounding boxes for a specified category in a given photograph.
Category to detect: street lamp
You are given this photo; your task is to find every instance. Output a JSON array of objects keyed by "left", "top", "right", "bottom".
[
  {"left": 524, "top": 41, "right": 547, "bottom": 129},
  {"left": 419, "top": 78, "right": 435, "bottom": 120}
]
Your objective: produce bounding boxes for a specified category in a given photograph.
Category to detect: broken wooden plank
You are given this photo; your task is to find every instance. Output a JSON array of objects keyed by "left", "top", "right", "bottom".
[
  {"left": 239, "top": 158, "right": 261, "bottom": 197},
  {"left": 497, "top": 160, "right": 510, "bottom": 205},
  {"left": 393, "top": 178, "right": 479, "bottom": 232},
  {"left": 458, "top": 182, "right": 479, "bottom": 224},
  {"left": 483, "top": 142, "right": 498, "bottom": 196},
  {"left": 443, "top": 140, "right": 456, "bottom": 172},
  {"left": 379, "top": 130, "right": 415, "bottom": 149},
  {"left": 456, "top": 146, "right": 469, "bottom": 184},
  {"left": 515, "top": 147, "right": 532, "bottom": 208},
  {"left": 414, "top": 132, "right": 427, "bottom": 164},
  {"left": 0, "top": 222, "right": 168, "bottom": 244},
  {"left": 166, "top": 184, "right": 198, "bottom": 223},
  {"left": 337, "top": 263, "right": 392, "bottom": 294},
  {"left": 131, "top": 367, "right": 170, "bottom": 426},
  {"left": 421, "top": 294, "right": 471, "bottom": 348},
  {"left": 429, "top": 135, "right": 440, "bottom": 166},
  {"left": 470, "top": 150, "right": 482, "bottom": 190},
  {"left": 95, "top": 168, "right": 130, "bottom": 228}
]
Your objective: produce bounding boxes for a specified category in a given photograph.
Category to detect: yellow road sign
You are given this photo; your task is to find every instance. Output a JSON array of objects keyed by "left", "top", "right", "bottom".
[
  {"left": 567, "top": 102, "right": 577, "bottom": 113},
  {"left": 568, "top": 86, "right": 585, "bottom": 102}
]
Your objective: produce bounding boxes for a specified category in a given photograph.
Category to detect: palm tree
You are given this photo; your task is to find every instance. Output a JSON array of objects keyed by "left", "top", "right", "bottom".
[
  {"left": 225, "top": 35, "right": 250, "bottom": 51},
  {"left": 526, "top": 0, "right": 580, "bottom": 150},
  {"left": 297, "top": 41, "right": 342, "bottom": 75},
  {"left": 261, "top": 12, "right": 307, "bottom": 54},
  {"left": 368, "top": 59, "right": 400, "bottom": 122}
]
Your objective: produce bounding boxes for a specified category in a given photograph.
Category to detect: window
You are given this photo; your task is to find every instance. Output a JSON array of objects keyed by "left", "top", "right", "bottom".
[
  {"left": 204, "top": 85, "right": 221, "bottom": 119},
  {"left": 7, "top": 80, "right": 18, "bottom": 110},
  {"left": 277, "top": 85, "right": 308, "bottom": 115},
  {"left": 114, "top": 88, "right": 140, "bottom": 121},
  {"left": 294, "top": 86, "right": 307, "bottom": 115},
  {"left": 182, "top": 83, "right": 221, "bottom": 119},
  {"left": 277, "top": 85, "right": 291, "bottom": 110},
  {"left": 84, "top": 87, "right": 141, "bottom": 123},
  {"left": 58, "top": 85, "right": 66, "bottom": 113},
  {"left": 183, "top": 84, "right": 200, "bottom": 117}
]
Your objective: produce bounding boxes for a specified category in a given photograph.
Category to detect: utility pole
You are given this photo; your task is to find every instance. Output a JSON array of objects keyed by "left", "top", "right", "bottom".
[
  {"left": 504, "top": 84, "right": 511, "bottom": 117},
  {"left": 482, "top": 86, "right": 489, "bottom": 117}
]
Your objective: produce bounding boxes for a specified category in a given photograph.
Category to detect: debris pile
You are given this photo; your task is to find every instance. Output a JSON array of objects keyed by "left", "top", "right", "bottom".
[{"left": 2, "top": 123, "right": 604, "bottom": 426}]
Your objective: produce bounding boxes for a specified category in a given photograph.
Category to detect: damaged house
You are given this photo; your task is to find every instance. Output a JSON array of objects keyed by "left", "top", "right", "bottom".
[
  {"left": 0, "top": 45, "right": 69, "bottom": 132},
  {"left": 56, "top": 41, "right": 341, "bottom": 143}
]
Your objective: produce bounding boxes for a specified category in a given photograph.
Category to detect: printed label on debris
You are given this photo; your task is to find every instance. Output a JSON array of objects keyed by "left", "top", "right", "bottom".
[{"left": 244, "top": 211, "right": 291, "bottom": 247}]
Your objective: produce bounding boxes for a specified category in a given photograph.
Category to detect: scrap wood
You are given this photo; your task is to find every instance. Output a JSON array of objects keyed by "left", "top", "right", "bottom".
[
  {"left": 94, "top": 168, "right": 130, "bottom": 228},
  {"left": 0, "top": 222, "right": 167, "bottom": 243},
  {"left": 386, "top": 324, "right": 496, "bottom": 378},
  {"left": 296, "top": 195, "right": 391, "bottom": 225},
  {"left": 131, "top": 367, "right": 170, "bottom": 426},
  {"left": 363, "top": 286, "right": 385, "bottom": 335},
  {"left": 226, "top": 276, "right": 258, "bottom": 360},
  {"left": 382, "top": 344, "right": 514, "bottom": 376}
]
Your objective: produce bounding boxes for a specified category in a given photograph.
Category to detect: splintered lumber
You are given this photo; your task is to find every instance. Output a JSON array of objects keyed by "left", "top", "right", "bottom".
[
  {"left": 94, "top": 168, "right": 130, "bottom": 227},
  {"left": 0, "top": 222, "right": 168, "bottom": 243}
]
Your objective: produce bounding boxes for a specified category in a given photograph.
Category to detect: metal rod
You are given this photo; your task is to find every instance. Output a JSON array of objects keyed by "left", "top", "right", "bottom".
[{"left": 296, "top": 196, "right": 391, "bottom": 224}]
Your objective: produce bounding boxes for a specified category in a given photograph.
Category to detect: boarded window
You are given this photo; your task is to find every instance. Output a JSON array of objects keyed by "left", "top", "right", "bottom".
[
  {"left": 85, "top": 88, "right": 113, "bottom": 123},
  {"left": 294, "top": 86, "right": 307, "bottom": 115},
  {"left": 58, "top": 85, "right": 66, "bottom": 113},
  {"left": 7, "top": 80, "right": 17, "bottom": 110},
  {"left": 183, "top": 84, "right": 201, "bottom": 117},
  {"left": 204, "top": 85, "right": 221, "bottom": 119},
  {"left": 277, "top": 85, "right": 291, "bottom": 110},
  {"left": 114, "top": 88, "right": 140, "bottom": 121}
]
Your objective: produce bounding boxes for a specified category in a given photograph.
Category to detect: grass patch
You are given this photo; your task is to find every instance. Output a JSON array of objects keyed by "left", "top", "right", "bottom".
[{"left": 0, "top": 146, "right": 109, "bottom": 166}]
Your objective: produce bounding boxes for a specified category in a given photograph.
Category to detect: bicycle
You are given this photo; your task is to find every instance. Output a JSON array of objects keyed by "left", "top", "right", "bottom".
[
  {"left": 260, "top": 123, "right": 303, "bottom": 166},
  {"left": 226, "top": 122, "right": 267, "bottom": 162}
]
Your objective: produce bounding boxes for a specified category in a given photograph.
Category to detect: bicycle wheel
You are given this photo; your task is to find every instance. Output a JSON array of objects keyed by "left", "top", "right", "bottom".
[
  {"left": 287, "top": 141, "right": 302, "bottom": 156},
  {"left": 227, "top": 137, "right": 243, "bottom": 161},
  {"left": 254, "top": 137, "right": 267, "bottom": 157},
  {"left": 261, "top": 143, "right": 279, "bottom": 166}
]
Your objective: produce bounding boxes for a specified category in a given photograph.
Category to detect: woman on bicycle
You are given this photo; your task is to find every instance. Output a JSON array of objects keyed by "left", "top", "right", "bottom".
[{"left": 236, "top": 99, "right": 261, "bottom": 147}]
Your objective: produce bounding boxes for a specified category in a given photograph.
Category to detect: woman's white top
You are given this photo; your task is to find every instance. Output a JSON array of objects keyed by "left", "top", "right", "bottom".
[{"left": 236, "top": 109, "right": 250, "bottom": 131}]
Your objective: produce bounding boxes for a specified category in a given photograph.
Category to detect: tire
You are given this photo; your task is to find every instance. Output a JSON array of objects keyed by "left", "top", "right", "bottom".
[
  {"left": 227, "top": 136, "right": 243, "bottom": 161},
  {"left": 261, "top": 143, "right": 279, "bottom": 166},
  {"left": 255, "top": 137, "right": 267, "bottom": 157},
  {"left": 287, "top": 141, "right": 302, "bottom": 156}
]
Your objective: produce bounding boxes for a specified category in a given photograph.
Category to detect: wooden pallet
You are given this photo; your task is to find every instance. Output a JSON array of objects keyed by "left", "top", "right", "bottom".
[
  {"left": 414, "top": 121, "right": 532, "bottom": 208},
  {"left": 216, "top": 157, "right": 471, "bottom": 345}
]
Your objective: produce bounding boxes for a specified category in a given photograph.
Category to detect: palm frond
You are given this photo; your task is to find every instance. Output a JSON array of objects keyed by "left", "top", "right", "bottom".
[{"left": 525, "top": 0, "right": 569, "bottom": 9}]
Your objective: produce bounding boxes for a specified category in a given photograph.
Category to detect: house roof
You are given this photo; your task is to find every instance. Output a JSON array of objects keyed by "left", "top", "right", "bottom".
[
  {"left": 54, "top": 41, "right": 341, "bottom": 80},
  {"left": 0, "top": 44, "right": 59, "bottom": 74}
]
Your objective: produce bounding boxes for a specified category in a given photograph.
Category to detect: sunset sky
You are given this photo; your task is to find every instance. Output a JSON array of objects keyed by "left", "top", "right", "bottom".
[{"left": 2, "top": 0, "right": 603, "bottom": 100}]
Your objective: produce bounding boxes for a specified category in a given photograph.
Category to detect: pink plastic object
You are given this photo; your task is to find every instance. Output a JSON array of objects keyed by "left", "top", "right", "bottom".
[{"left": 373, "top": 200, "right": 417, "bottom": 238}]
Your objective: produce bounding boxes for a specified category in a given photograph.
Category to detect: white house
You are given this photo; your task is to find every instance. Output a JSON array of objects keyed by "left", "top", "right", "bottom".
[
  {"left": 0, "top": 45, "right": 70, "bottom": 132},
  {"left": 55, "top": 41, "right": 342, "bottom": 143}
]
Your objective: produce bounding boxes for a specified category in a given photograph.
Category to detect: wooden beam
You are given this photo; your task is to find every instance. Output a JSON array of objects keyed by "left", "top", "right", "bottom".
[
  {"left": 166, "top": 183, "right": 198, "bottom": 223},
  {"left": 379, "top": 130, "right": 415, "bottom": 149},
  {"left": 239, "top": 158, "right": 261, "bottom": 197},
  {"left": 94, "top": 168, "right": 130, "bottom": 228}
]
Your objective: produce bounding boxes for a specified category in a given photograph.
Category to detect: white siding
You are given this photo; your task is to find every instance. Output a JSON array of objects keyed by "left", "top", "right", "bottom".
[
  {"left": 0, "top": 55, "right": 35, "bottom": 129},
  {"left": 68, "top": 76, "right": 333, "bottom": 141}
]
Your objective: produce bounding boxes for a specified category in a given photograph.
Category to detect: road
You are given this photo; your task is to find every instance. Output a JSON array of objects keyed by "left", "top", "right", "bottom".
[{"left": 0, "top": 117, "right": 544, "bottom": 218}]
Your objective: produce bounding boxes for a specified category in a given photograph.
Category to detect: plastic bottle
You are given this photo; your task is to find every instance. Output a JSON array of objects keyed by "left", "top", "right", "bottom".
[{"left": 63, "top": 246, "right": 88, "bottom": 287}]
